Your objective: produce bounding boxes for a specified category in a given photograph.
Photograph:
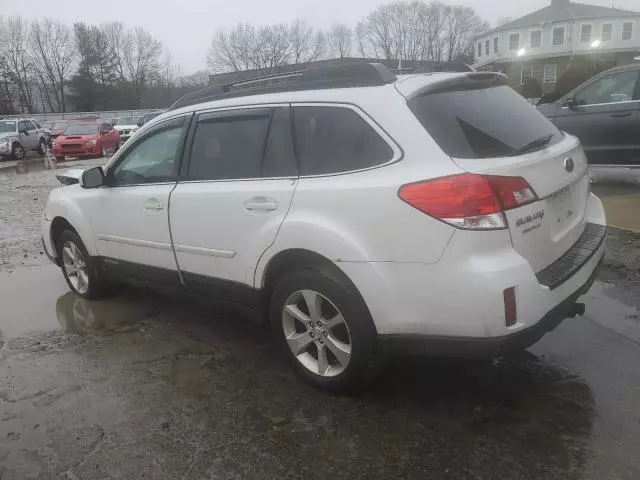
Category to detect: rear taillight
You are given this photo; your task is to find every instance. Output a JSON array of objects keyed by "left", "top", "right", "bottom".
[{"left": 398, "top": 173, "right": 538, "bottom": 230}]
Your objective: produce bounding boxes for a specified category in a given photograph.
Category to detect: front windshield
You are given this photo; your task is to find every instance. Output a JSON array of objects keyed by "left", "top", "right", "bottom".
[
  {"left": 63, "top": 123, "right": 98, "bottom": 135},
  {"left": 0, "top": 120, "right": 16, "bottom": 133},
  {"left": 118, "top": 117, "right": 140, "bottom": 125}
]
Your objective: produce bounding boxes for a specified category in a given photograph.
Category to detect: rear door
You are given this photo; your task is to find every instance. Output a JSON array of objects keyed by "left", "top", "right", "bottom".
[
  {"left": 552, "top": 68, "right": 640, "bottom": 166},
  {"left": 407, "top": 81, "right": 589, "bottom": 273},
  {"left": 169, "top": 106, "right": 298, "bottom": 298},
  {"left": 24, "top": 120, "right": 39, "bottom": 149}
]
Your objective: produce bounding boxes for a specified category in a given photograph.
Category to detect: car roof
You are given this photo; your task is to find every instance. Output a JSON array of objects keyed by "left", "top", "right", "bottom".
[{"left": 168, "top": 71, "right": 482, "bottom": 117}]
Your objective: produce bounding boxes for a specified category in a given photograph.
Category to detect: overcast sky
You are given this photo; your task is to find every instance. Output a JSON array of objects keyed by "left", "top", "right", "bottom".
[{"left": 1, "top": 0, "right": 638, "bottom": 73}]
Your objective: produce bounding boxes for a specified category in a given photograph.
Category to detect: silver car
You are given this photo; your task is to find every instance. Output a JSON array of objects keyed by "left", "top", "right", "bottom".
[{"left": 0, "top": 118, "right": 49, "bottom": 160}]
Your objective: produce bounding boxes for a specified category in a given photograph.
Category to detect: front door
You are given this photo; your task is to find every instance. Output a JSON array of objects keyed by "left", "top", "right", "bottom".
[
  {"left": 80, "top": 115, "right": 190, "bottom": 286},
  {"left": 18, "top": 120, "right": 37, "bottom": 150},
  {"left": 169, "top": 106, "right": 298, "bottom": 302},
  {"left": 552, "top": 68, "right": 640, "bottom": 165}
]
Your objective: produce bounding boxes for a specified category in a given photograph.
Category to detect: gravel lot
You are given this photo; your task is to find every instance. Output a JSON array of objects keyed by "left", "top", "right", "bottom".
[{"left": 0, "top": 158, "right": 103, "bottom": 271}]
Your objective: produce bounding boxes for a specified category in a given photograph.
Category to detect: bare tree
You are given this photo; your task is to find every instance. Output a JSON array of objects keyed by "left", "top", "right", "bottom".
[
  {"left": 161, "top": 49, "right": 180, "bottom": 102},
  {"left": 178, "top": 70, "right": 209, "bottom": 89},
  {"left": 289, "top": 20, "right": 325, "bottom": 64},
  {"left": 328, "top": 24, "right": 353, "bottom": 59},
  {"left": 442, "top": 5, "right": 488, "bottom": 62},
  {"left": 208, "top": 23, "right": 259, "bottom": 73},
  {"left": 102, "top": 21, "right": 131, "bottom": 84},
  {"left": 29, "top": 18, "right": 75, "bottom": 112},
  {"left": 123, "top": 27, "right": 162, "bottom": 107},
  {"left": 0, "top": 16, "right": 35, "bottom": 112}
]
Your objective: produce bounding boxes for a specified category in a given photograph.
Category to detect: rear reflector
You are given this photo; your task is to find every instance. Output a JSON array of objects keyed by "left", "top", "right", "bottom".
[
  {"left": 503, "top": 287, "right": 517, "bottom": 327},
  {"left": 398, "top": 173, "right": 538, "bottom": 230}
]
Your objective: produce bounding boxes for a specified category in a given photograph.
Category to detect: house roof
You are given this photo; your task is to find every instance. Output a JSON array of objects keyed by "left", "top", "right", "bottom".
[{"left": 484, "top": 1, "right": 639, "bottom": 36}]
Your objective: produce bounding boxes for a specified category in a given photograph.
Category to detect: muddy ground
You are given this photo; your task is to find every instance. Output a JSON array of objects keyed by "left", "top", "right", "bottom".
[{"left": 1, "top": 164, "right": 640, "bottom": 479}]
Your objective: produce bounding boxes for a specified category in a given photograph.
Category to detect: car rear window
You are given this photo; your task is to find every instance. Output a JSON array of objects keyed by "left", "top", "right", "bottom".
[{"left": 408, "top": 85, "right": 563, "bottom": 159}]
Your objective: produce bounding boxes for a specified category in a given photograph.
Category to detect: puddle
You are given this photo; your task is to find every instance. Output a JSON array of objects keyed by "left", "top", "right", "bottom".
[
  {"left": 582, "top": 281, "right": 640, "bottom": 344},
  {"left": 0, "top": 265, "right": 157, "bottom": 339}
]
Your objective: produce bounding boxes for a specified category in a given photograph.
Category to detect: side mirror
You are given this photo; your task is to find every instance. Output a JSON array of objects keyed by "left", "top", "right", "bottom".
[
  {"left": 80, "top": 166, "right": 105, "bottom": 189},
  {"left": 20, "top": 129, "right": 29, "bottom": 135},
  {"left": 564, "top": 97, "right": 578, "bottom": 109}
]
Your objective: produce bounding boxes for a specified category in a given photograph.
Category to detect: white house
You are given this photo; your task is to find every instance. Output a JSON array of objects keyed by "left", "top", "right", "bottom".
[{"left": 474, "top": 0, "right": 640, "bottom": 93}]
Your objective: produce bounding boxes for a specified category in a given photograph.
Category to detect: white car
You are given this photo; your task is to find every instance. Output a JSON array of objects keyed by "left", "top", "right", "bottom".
[
  {"left": 112, "top": 116, "right": 141, "bottom": 143},
  {"left": 42, "top": 64, "right": 606, "bottom": 391}
]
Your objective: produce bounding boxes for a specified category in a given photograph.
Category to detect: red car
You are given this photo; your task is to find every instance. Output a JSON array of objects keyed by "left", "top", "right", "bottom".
[{"left": 53, "top": 121, "right": 120, "bottom": 161}]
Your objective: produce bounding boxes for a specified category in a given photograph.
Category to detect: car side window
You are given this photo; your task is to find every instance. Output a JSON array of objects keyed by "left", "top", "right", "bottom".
[
  {"left": 293, "top": 106, "right": 393, "bottom": 175},
  {"left": 574, "top": 70, "right": 638, "bottom": 106},
  {"left": 186, "top": 109, "right": 271, "bottom": 181},
  {"left": 110, "top": 118, "right": 185, "bottom": 186},
  {"left": 33, "top": 120, "right": 42, "bottom": 129},
  {"left": 25, "top": 120, "right": 36, "bottom": 131},
  {"left": 17, "top": 121, "right": 27, "bottom": 133}
]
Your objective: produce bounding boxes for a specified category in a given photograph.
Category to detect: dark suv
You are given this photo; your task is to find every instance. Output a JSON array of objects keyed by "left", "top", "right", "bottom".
[{"left": 538, "top": 63, "right": 640, "bottom": 166}]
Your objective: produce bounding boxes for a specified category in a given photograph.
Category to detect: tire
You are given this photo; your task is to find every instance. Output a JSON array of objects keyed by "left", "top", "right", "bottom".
[
  {"left": 37, "top": 138, "right": 47, "bottom": 156},
  {"left": 269, "top": 265, "right": 379, "bottom": 393},
  {"left": 12, "top": 143, "right": 25, "bottom": 160},
  {"left": 56, "top": 230, "right": 109, "bottom": 299}
]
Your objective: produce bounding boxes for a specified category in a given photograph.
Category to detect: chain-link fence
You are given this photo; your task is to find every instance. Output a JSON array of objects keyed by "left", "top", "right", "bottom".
[{"left": 0, "top": 109, "right": 162, "bottom": 122}]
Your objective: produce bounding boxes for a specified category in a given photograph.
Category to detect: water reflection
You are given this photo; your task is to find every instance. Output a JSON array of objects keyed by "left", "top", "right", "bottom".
[{"left": 55, "top": 291, "right": 155, "bottom": 334}]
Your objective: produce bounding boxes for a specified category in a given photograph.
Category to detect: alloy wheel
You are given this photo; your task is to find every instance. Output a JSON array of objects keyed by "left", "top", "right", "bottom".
[
  {"left": 14, "top": 145, "right": 24, "bottom": 159},
  {"left": 62, "top": 241, "right": 90, "bottom": 294},
  {"left": 282, "top": 289, "right": 352, "bottom": 377}
]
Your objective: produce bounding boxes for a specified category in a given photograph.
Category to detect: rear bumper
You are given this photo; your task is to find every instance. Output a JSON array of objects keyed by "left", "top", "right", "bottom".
[{"left": 378, "top": 254, "right": 602, "bottom": 357}]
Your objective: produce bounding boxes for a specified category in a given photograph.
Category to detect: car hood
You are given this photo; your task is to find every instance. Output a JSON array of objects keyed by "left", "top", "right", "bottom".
[{"left": 57, "top": 134, "right": 98, "bottom": 141}]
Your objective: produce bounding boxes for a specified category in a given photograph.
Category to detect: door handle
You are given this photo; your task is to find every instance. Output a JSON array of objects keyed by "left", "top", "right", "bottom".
[
  {"left": 244, "top": 196, "right": 277, "bottom": 212},
  {"left": 143, "top": 197, "right": 164, "bottom": 211},
  {"left": 610, "top": 112, "right": 632, "bottom": 118}
]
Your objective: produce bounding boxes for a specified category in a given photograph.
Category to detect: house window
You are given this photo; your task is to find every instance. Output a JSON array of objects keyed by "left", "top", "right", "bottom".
[
  {"left": 622, "top": 22, "right": 633, "bottom": 41},
  {"left": 485, "top": 40, "right": 490, "bottom": 55},
  {"left": 602, "top": 23, "right": 613, "bottom": 42},
  {"left": 544, "top": 64, "right": 557, "bottom": 84},
  {"left": 494, "top": 37, "right": 499, "bottom": 53},
  {"left": 478, "top": 42, "right": 482, "bottom": 57},
  {"left": 552, "top": 26, "right": 565, "bottom": 46},
  {"left": 521, "top": 67, "right": 533, "bottom": 85},
  {"left": 580, "top": 24, "right": 592, "bottom": 43},
  {"left": 530, "top": 30, "right": 542, "bottom": 48},
  {"left": 509, "top": 33, "right": 520, "bottom": 51}
]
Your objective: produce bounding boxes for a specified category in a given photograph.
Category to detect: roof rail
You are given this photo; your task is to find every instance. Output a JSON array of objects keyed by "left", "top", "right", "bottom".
[
  {"left": 399, "top": 62, "right": 474, "bottom": 74},
  {"left": 169, "top": 62, "right": 397, "bottom": 111}
]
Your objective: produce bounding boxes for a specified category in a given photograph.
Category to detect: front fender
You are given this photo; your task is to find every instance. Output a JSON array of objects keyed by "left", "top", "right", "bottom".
[{"left": 46, "top": 187, "right": 98, "bottom": 256}]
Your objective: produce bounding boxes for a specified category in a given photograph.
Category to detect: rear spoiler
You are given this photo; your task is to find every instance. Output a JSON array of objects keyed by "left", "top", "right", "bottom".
[{"left": 406, "top": 72, "right": 509, "bottom": 99}]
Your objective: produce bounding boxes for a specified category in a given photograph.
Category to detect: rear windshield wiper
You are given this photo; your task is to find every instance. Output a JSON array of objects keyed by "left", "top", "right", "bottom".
[{"left": 509, "top": 134, "right": 554, "bottom": 156}]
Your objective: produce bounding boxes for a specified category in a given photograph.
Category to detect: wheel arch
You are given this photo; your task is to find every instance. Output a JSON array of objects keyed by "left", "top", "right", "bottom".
[
  {"left": 47, "top": 203, "right": 97, "bottom": 257},
  {"left": 258, "top": 248, "right": 369, "bottom": 317}
]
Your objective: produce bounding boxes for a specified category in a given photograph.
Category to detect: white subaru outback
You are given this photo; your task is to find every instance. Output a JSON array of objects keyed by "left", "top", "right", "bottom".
[{"left": 42, "top": 64, "right": 606, "bottom": 391}]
